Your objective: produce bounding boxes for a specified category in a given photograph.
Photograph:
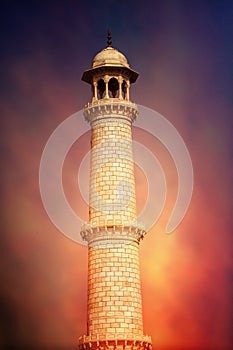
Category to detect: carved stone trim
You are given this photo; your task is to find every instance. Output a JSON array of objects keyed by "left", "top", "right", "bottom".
[
  {"left": 82, "top": 65, "right": 139, "bottom": 85},
  {"left": 80, "top": 223, "right": 146, "bottom": 247},
  {"left": 84, "top": 101, "right": 138, "bottom": 126},
  {"left": 78, "top": 334, "right": 152, "bottom": 350}
]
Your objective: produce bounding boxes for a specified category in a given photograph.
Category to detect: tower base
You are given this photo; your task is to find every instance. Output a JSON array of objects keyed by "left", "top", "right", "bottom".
[{"left": 78, "top": 334, "right": 152, "bottom": 350}]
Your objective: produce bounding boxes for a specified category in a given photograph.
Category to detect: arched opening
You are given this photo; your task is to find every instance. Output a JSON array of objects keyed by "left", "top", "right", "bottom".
[
  {"left": 122, "top": 80, "right": 127, "bottom": 99},
  {"left": 108, "top": 77, "right": 119, "bottom": 98},
  {"left": 97, "top": 79, "right": 105, "bottom": 99}
]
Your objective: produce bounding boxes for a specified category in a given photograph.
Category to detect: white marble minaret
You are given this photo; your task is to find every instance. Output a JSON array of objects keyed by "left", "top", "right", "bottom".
[{"left": 78, "top": 33, "right": 152, "bottom": 350}]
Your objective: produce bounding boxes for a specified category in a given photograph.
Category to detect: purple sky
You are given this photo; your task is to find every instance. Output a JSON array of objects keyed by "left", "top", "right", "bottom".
[{"left": 1, "top": 1, "right": 232, "bottom": 349}]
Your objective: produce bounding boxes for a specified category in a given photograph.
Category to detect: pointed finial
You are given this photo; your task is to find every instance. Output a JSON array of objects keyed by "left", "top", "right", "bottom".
[{"left": 107, "top": 29, "right": 112, "bottom": 47}]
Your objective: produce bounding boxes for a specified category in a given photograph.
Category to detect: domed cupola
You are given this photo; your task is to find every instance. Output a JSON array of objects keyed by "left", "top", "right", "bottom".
[
  {"left": 92, "top": 46, "right": 130, "bottom": 69},
  {"left": 82, "top": 31, "right": 139, "bottom": 102}
]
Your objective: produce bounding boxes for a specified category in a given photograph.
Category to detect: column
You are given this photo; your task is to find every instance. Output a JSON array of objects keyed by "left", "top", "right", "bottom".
[
  {"left": 118, "top": 76, "right": 123, "bottom": 99},
  {"left": 93, "top": 81, "right": 97, "bottom": 101},
  {"left": 126, "top": 80, "right": 130, "bottom": 101},
  {"left": 104, "top": 76, "right": 109, "bottom": 99}
]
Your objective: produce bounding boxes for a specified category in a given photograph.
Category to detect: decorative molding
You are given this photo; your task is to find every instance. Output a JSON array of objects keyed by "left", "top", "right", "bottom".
[
  {"left": 80, "top": 223, "right": 146, "bottom": 247},
  {"left": 78, "top": 334, "right": 152, "bottom": 350},
  {"left": 84, "top": 101, "right": 138, "bottom": 126}
]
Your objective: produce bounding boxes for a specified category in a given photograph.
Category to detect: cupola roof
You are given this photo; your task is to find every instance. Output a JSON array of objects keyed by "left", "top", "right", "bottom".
[
  {"left": 82, "top": 34, "right": 139, "bottom": 84},
  {"left": 92, "top": 46, "right": 130, "bottom": 69}
]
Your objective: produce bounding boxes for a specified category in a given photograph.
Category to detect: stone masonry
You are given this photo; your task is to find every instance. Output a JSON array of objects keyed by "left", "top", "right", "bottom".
[
  {"left": 87, "top": 103, "right": 137, "bottom": 227},
  {"left": 79, "top": 39, "right": 152, "bottom": 350}
]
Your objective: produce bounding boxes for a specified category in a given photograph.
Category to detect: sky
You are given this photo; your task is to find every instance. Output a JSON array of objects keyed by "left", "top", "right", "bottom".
[{"left": 0, "top": 0, "right": 232, "bottom": 349}]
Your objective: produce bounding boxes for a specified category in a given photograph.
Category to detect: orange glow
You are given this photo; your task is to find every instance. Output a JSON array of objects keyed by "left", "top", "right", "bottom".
[{"left": 1, "top": 15, "right": 232, "bottom": 348}]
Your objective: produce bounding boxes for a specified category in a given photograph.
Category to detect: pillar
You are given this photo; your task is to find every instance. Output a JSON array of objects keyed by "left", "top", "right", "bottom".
[{"left": 104, "top": 76, "right": 109, "bottom": 99}]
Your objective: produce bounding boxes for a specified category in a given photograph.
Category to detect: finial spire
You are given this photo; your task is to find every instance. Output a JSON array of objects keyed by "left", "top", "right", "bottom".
[{"left": 107, "top": 29, "right": 112, "bottom": 47}]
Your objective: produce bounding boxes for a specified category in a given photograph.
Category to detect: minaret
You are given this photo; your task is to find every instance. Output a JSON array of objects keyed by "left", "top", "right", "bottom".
[{"left": 79, "top": 34, "right": 152, "bottom": 350}]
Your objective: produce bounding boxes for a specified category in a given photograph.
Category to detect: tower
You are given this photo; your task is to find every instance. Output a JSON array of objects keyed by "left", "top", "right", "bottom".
[{"left": 78, "top": 35, "right": 152, "bottom": 350}]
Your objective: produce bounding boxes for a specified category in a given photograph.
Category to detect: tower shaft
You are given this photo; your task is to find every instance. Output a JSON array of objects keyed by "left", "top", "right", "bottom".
[
  {"left": 89, "top": 104, "right": 137, "bottom": 227},
  {"left": 87, "top": 241, "right": 143, "bottom": 335},
  {"left": 86, "top": 102, "right": 143, "bottom": 336}
]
